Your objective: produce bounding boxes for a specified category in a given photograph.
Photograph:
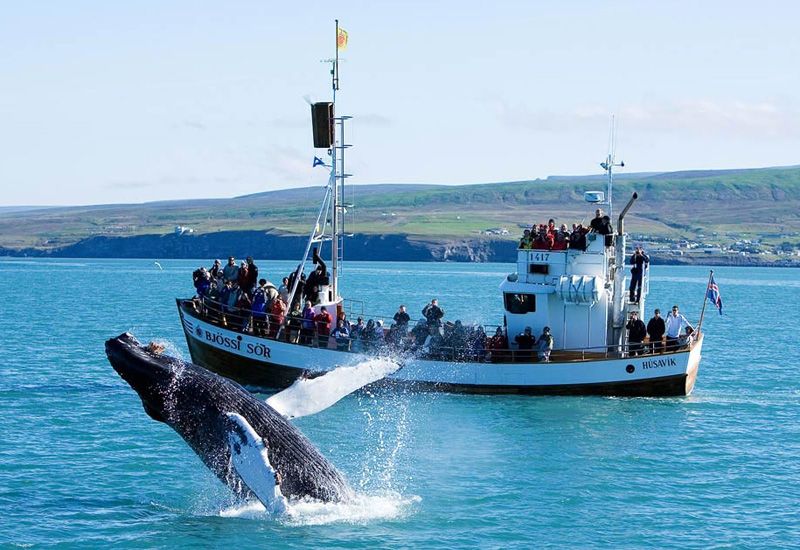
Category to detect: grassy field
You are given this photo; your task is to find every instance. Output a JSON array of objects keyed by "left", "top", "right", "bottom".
[{"left": 3, "top": 165, "right": 800, "bottom": 250}]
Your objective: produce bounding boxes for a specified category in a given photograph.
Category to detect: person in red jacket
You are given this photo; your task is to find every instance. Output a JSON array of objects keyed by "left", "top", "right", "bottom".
[
  {"left": 313, "top": 306, "right": 333, "bottom": 348},
  {"left": 487, "top": 327, "right": 509, "bottom": 362},
  {"left": 268, "top": 297, "right": 288, "bottom": 339}
]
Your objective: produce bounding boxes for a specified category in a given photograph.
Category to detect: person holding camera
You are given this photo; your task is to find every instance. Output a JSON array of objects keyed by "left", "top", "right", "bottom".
[{"left": 629, "top": 245, "right": 650, "bottom": 303}]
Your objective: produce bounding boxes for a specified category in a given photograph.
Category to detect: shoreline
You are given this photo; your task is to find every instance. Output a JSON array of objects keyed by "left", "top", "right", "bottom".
[{"left": 2, "top": 231, "right": 798, "bottom": 267}]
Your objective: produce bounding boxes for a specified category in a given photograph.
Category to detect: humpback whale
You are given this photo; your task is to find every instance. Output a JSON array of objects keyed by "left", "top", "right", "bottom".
[{"left": 105, "top": 333, "right": 353, "bottom": 505}]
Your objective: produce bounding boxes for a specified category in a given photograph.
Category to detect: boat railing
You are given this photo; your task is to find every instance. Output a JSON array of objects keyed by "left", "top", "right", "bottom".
[{"left": 182, "top": 297, "right": 693, "bottom": 363}]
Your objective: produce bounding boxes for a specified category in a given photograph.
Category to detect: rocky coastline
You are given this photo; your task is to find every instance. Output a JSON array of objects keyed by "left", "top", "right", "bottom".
[{"left": 2, "top": 230, "right": 798, "bottom": 266}]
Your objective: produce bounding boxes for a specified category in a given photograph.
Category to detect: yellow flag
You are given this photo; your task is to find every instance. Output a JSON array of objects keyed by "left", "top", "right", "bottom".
[{"left": 337, "top": 27, "right": 348, "bottom": 50}]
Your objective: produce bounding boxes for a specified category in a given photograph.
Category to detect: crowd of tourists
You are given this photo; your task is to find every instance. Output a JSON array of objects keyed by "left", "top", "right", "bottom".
[
  {"left": 190, "top": 265, "right": 517, "bottom": 361},
  {"left": 518, "top": 209, "right": 614, "bottom": 251},
  {"left": 189, "top": 241, "right": 691, "bottom": 361}
]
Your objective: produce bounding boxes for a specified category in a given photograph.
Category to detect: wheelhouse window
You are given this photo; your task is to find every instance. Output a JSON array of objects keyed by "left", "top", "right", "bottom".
[
  {"left": 529, "top": 264, "right": 549, "bottom": 275},
  {"left": 504, "top": 293, "right": 536, "bottom": 314}
]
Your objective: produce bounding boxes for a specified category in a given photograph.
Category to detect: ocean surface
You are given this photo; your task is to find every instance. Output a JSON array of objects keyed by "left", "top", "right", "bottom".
[{"left": 1, "top": 258, "right": 798, "bottom": 548}]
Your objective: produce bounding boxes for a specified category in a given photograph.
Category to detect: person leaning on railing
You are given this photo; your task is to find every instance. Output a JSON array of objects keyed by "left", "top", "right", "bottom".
[
  {"left": 300, "top": 301, "right": 315, "bottom": 345},
  {"left": 286, "top": 303, "right": 303, "bottom": 344},
  {"left": 515, "top": 327, "right": 536, "bottom": 362},
  {"left": 537, "top": 327, "right": 554, "bottom": 362},
  {"left": 487, "top": 327, "right": 508, "bottom": 362},
  {"left": 313, "top": 306, "right": 332, "bottom": 348},
  {"left": 268, "top": 297, "right": 287, "bottom": 339},
  {"left": 519, "top": 229, "right": 533, "bottom": 249},
  {"left": 234, "top": 291, "right": 252, "bottom": 332},
  {"left": 331, "top": 319, "right": 351, "bottom": 351}
]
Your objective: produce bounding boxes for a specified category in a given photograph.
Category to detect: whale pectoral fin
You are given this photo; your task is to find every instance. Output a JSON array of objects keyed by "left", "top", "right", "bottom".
[
  {"left": 266, "top": 359, "right": 401, "bottom": 419},
  {"left": 225, "top": 413, "right": 288, "bottom": 515}
]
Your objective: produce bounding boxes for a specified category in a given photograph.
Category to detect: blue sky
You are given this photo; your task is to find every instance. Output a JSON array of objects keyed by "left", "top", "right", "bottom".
[{"left": 1, "top": 1, "right": 798, "bottom": 205}]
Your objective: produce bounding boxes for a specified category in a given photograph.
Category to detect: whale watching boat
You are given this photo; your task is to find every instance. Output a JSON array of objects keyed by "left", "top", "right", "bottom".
[{"left": 177, "top": 24, "right": 708, "bottom": 396}]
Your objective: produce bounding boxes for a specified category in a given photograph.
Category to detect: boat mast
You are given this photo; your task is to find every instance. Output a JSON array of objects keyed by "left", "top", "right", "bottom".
[
  {"left": 600, "top": 115, "right": 624, "bottom": 219},
  {"left": 329, "top": 19, "right": 351, "bottom": 302},
  {"left": 330, "top": 20, "right": 339, "bottom": 301}
]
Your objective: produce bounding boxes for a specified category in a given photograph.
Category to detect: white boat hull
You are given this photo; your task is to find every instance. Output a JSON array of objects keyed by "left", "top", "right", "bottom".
[{"left": 179, "top": 302, "right": 702, "bottom": 396}]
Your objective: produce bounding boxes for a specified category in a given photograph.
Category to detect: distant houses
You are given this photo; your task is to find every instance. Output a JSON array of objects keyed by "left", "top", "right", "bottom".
[
  {"left": 175, "top": 225, "right": 194, "bottom": 236},
  {"left": 482, "top": 227, "right": 509, "bottom": 236}
]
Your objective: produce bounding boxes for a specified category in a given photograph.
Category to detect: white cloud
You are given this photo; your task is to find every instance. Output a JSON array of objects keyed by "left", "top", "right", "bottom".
[
  {"left": 266, "top": 145, "right": 317, "bottom": 184},
  {"left": 498, "top": 99, "right": 800, "bottom": 139}
]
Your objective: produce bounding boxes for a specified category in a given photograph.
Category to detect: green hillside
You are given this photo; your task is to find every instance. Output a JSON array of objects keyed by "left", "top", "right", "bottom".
[{"left": 3, "top": 166, "right": 800, "bottom": 251}]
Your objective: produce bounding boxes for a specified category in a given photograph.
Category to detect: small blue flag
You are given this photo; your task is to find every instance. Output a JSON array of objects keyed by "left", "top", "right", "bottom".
[{"left": 313, "top": 156, "right": 326, "bottom": 168}]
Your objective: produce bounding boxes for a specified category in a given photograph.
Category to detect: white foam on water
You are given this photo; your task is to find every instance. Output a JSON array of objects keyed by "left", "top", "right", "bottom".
[{"left": 219, "top": 492, "right": 421, "bottom": 525}]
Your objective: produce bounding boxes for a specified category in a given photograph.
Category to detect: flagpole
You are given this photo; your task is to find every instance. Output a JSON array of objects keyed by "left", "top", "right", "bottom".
[
  {"left": 330, "top": 19, "right": 338, "bottom": 303},
  {"left": 334, "top": 19, "right": 340, "bottom": 93},
  {"left": 697, "top": 269, "right": 713, "bottom": 335}
]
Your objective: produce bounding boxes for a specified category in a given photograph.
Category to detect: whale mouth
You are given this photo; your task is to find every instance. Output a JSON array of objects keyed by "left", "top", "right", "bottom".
[{"left": 105, "top": 332, "right": 175, "bottom": 422}]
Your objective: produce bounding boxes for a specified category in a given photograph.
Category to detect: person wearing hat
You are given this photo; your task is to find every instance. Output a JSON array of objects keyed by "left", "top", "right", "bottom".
[
  {"left": 647, "top": 309, "right": 666, "bottom": 354},
  {"left": 626, "top": 310, "right": 647, "bottom": 356},
  {"left": 537, "top": 326, "right": 554, "bottom": 362}
]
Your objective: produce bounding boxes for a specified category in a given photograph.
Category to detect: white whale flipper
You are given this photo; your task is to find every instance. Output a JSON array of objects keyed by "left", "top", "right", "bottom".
[
  {"left": 225, "top": 412, "right": 288, "bottom": 515},
  {"left": 266, "top": 358, "right": 401, "bottom": 419}
]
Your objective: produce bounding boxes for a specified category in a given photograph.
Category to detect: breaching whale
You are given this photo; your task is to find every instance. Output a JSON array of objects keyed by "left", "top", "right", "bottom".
[{"left": 105, "top": 333, "right": 353, "bottom": 505}]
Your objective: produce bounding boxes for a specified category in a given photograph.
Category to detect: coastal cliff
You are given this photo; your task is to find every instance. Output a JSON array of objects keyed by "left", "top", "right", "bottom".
[
  {"left": 2, "top": 230, "right": 795, "bottom": 266},
  {"left": 0, "top": 231, "right": 517, "bottom": 262}
]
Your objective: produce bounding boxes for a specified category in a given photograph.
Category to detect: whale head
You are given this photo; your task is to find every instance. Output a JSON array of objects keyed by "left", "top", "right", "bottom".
[{"left": 105, "top": 333, "right": 180, "bottom": 422}]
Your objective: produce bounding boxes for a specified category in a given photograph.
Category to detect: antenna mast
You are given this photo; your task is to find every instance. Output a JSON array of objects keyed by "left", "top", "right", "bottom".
[
  {"left": 329, "top": 20, "right": 351, "bottom": 302},
  {"left": 599, "top": 115, "right": 624, "bottom": 219}
]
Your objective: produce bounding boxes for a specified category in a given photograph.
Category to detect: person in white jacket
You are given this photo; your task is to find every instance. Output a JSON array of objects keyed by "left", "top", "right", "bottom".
[{"left": 665, "top": 305, "right": 693, "bottom": 351}]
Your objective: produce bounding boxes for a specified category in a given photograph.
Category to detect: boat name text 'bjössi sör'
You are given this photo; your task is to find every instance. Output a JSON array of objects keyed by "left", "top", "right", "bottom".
[{"left": 203, "top": 329, "right": 271, "bottom": 358}]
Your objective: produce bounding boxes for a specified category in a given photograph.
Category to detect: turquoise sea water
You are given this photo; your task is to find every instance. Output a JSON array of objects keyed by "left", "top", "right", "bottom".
[{"left": 1, "top": 258, "right": 799, "bottom": 548}]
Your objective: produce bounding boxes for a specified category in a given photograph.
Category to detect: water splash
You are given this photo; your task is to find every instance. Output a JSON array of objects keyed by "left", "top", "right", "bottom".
[
  {"left": 355, "top": 384, "right": 415, "bottom": 495},
  {"left": 219, "top": 492, "right": 421, "bottom": 525}
]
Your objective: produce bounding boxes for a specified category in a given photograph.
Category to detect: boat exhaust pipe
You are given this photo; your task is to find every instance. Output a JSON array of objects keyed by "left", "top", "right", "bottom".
[
  {"left": 617, "top": 192, "right": 638, "bottom": 235},
  {"left": 611, "top": 192, "right": 639, "bottom": 345}
]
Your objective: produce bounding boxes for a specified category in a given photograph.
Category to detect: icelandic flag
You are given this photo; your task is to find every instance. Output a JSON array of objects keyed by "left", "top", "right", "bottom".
[
  {"left": 707, "top": 274, "right": 723, "bottom": 315},
  {"left": 313, "top": 156, "right": 327, "bottom": 168}
]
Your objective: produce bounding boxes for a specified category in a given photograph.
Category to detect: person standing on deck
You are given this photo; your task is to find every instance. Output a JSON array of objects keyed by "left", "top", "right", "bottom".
[
  {"left": 244, "top": 256, "right": 259, "bottom": 296},
  {"left": 331, "top": 319, "right": 351, "bottom": 351},
  {"left": 422, "top": 299, "right": 445, "bottom": 333},
  {"left": 629, "top": 246, "right": 650, "bottom": 303},
  {"left": 313, "top": 306, "right": 332, "bottom": 348},
  {"left": 647, "top": 309, "right": 666, "bottom": 354},
  {"left": 514, "top": 327, "right": 535, "bottom": 362},
  {"left": 537, "top": 327, "right": 554, "bottom": 362},
  {"left": 300, "top": 301, "right": 316, "bottom": 345},
  {"left": 222, "top": 256, "right": 239, "bottom": 284},
  {"left": 278, "top": 277, "right": 290, "bottom": 304},
  {"left": 665, "top": 305, "right": 693, "bottom": 351},
  {"left": 393, "top": 305, "right": 411, "bottom": 334},
  {"left": 626, "top": 311, "right": 647, "bottom": 356}
]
